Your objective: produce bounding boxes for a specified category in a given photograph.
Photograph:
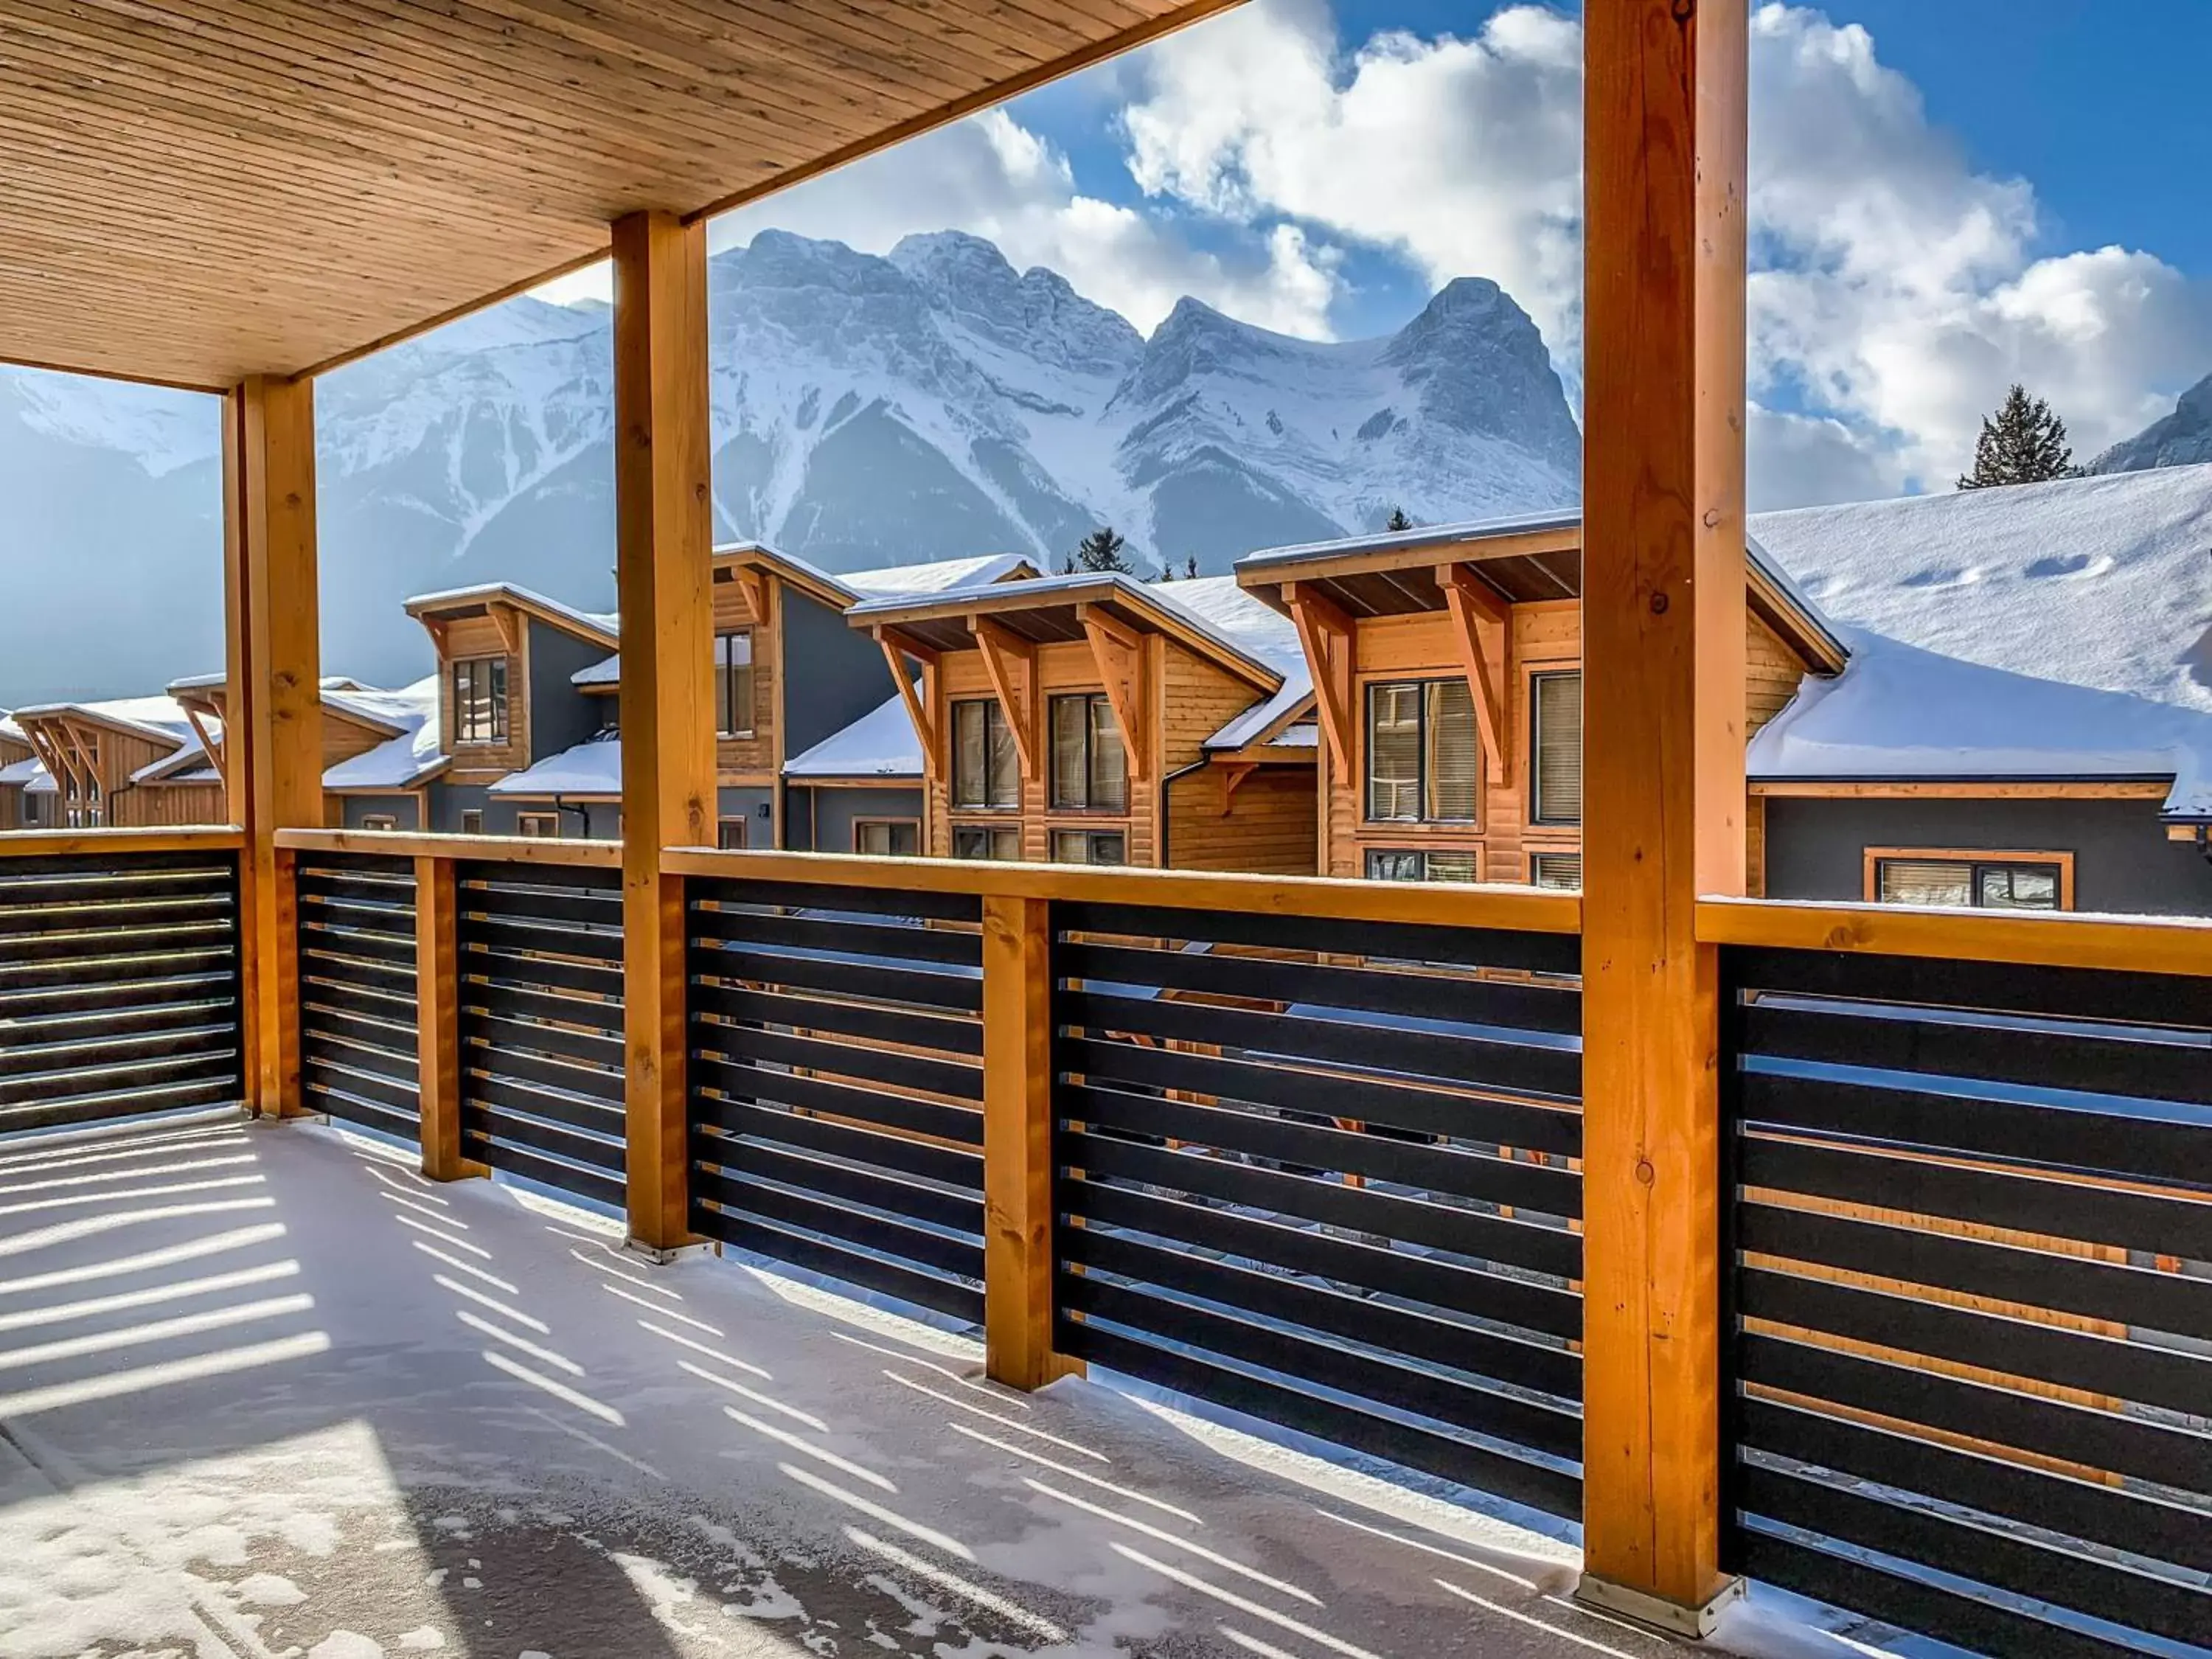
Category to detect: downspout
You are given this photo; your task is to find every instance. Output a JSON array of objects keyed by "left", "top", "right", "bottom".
[
  {"left": 552, "top": 793, "right": 591, "bottom": 837},
  {"left": 1157, "top": 757, "right": 1210, "bottom": 869}
]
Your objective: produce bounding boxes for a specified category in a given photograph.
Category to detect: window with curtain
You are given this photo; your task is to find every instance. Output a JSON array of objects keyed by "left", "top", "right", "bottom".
[
  {"left": 1053, "top": 829, "right": 1127, "bottom": 866},
  {"left": 1876, "top": 856, "right": 2064, "bottom": 911},
  {"left": 953, "top": 699, "right": 1020, "bottom": 810},
  {"left": 1531, "top": 670, "right": 1582, "bottom": 826},
  {"left": 453, "top": 656, "right": 508, "bottom": 744},
  {"left": 715, "top": 630, "right": 755, "bottom": 737},
  {"left": 855, "top": 819, "right": 919, "bottom": 856},
  {"left": 953, "top": 824, "right": 1021, "bottom": 860},
  {"left": 1365, "top": 678, "right": 1478, "bottom": 822},
  {"left": 1365, "top": 848, "right": 1477, "bottom": 883},
  {"left": 1049, "top": 693, "right": 1127, "bottom": 811}
]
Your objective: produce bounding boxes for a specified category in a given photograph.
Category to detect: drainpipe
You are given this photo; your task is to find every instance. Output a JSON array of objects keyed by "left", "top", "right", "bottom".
[
  {"left": 1156, "top": 758, "right": 1210, "bottom": 869},
  {"left": 552, "top": 793, "right": 592, "bottom": 838},
  {"left": 2194, "top": 824, "right": 2211, "bottom": 869}
]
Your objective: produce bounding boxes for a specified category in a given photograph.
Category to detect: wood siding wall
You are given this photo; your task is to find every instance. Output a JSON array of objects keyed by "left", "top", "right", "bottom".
[
  {"left": 1165, "top": 764, "right": 1317, "bottom": 874},
  {"left": 713, "top": 569, "right": 779, "bottom": 786},
  {"left": 435, "top": 609, "right": 531, "bottom": 782}
]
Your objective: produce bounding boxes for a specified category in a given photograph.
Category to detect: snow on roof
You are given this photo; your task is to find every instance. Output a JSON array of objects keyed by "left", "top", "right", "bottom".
[
  {"left": 0, "top": 755, "right": 46, "bottom": 788},
  {"left": 839, "top": 552, "right": 1037, "bottom": 601},
  {"left": 1237, "top": 507, "right": 1582, "bottom": 573},
  {"left": 572, "top": 653, "right": 620, "bottom": 687},
  {"left": 1748, "top": 629, "right": 2212, "bottom": 819},
  {"left": 10, "top": 694, "right": 201, "bottom": 748},
  {"left": 401, "top": 582, "right": 619, "bottom": 641},
  {"left": 487, "top": 734, "right": 622, "bottom": 798},
  {"left": 783, "top": 691, "right": 923, "bottom": 779},
  {"left": 1154, "top": 577, "right": 1315, "bottom": 751},
  {"left": 1749, "top": 465, "right": 2212, "bottom": 715},
  {"left": 322, "top": 676, "right": 446, "bottom": 790}
]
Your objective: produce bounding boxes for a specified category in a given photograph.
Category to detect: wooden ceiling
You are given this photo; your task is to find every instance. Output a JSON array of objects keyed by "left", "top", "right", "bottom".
[{"left": 0, "top": 0, "right": 1238, "bottom": 390}]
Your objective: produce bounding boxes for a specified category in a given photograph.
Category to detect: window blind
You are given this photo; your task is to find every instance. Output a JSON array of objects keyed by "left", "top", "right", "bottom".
[
  {"left": 1425, "top": 680, "right": 1478, "bottom": 821},
  {"left": 1366, "top": 683, "right": 1422, "bottom": 820},
  {"left": 1532, "top": 672, "right": 1582, "bottom": 825}
]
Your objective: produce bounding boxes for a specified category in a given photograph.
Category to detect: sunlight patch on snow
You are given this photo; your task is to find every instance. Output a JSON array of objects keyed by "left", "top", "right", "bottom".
[{"left": 845, "top": 1526, "right": 1068, "bottom": 1645}]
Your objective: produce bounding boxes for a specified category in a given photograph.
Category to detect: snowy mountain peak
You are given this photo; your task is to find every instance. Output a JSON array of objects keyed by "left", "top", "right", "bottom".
[{"left": 2092, "top": 370, "right": 2212, "bottom": 475}]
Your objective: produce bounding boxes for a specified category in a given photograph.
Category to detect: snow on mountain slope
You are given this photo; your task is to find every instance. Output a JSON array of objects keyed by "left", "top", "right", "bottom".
[
  {"left": 2091, "top": 371, "right": 2212, "bottom": 475},
  {"left": 0, "top": 229, "right": 1579, "bottom": 701}
]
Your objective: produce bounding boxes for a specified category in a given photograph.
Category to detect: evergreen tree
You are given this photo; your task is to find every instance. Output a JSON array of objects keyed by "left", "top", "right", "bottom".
[
  {"left": 1957, "top": 384, "right": 2080, "bottom": 489},
  {"left": 1071, "top": 525, "right": 1134, "bottom": 573},
  {"left": 1185, "top": 555, "right": 1200, "bottom": 580},
  {"left": 1385, "top": 506, "right": 1414, "bottom": 532}
]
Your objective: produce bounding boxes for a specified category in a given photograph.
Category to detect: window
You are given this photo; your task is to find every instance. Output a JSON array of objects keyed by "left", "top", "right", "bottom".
[
  {"left": 516, "top": 813, "right": 560, "bottom": 839},
  {"left": 1053, "top": 829, "right": 1127, "bottom": 866},
  {"left": 1531, "top": 852, "right": 1582, "bottom": 891},
  {"left": 359, "top": 814, "right": 397, "bottom": 832},
  {"left": 453, "top": 656, "right": 508, "bottom": 744},
  {"left": 953, "top": 699, "right": 1020, "bottom": 810},
  {"left": 953, "top": 825, "right": 1021, "bottom": 860},
  {"left": 1048, "top": 694, "right": 1127, "bottom": 812},
  {"left": 716, "top": 631, "right": 755, "bottom": 737},
  {"left": 1365, "top": 679, "right": 1478, "bottom": 822},
  {"left": 1531, "top": 671, "right": 1582, "bottom": 826},
  {"left": 1366, "top": 848, "right": 1477, "bottom": 883},
  {"left": 459, "top": 808, "right": 484, "bottom": 836},
  {"left": 1871, "top": 851, "right": 2070, "bottom": 911},
  {"left": 717, "top": 817, "right": 748, "bottom": 851},
  {"left": 854, "top": 819, "right": 920, "bottom": 857}
]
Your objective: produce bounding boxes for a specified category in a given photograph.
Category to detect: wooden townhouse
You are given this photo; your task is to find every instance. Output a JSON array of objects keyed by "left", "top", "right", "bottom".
[
  {"left": 1234, "top": 513, "right": 1847, "bottom": 891},
  {"left": 847, "top": 572, "right": 1318, "bottom": 868},
  {"left": 168, "top": 674, "right": 443, "bottom": 830},
  {"left": 4, "top": 697, "right": 229, "bottom": 830},
  {"left": 0, "top": 718, "right": 46, "bottom": 830}
]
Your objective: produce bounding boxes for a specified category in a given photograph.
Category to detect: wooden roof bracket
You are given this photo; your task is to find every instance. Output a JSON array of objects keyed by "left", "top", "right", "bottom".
[
  {"left": 1077, "top": 603, "right": 1151, "bottom": 782},
  {"left": 971, "top": 614, "right": 1038, "bottom": 781},
  {"left": 875, "top": 627, "right": 939, "bottom": 779},
  {"left": 1217, "top": 758, "right": 1258, "bottom": 813},
  {"left": 1441, "top": 563, "right": 1509, "bottom": 784},
  {"left": 733, "top": 567, "right": 770, "bottom": 627},
  {"left": 489, "top": 601, "right": 523, "bottom": 657},
  {"left": 1282, "top": 581, "right": 1356, "bottom": 777},
  {"left": 183, "top": 706, "right": 228, "bottom": 790}
]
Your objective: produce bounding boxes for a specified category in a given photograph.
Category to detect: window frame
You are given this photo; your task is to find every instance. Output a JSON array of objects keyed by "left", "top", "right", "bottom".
[
  {"left": 452, "top": 655, "right": 509, "bottom": 746},
  {"left": 459, "top": 808, "right": 484, "bottom": 836},
  {"left": 1051, "top": 828, "right": 1127, "bottom": 866},
  {"left": 1047, "top": 692, "right": 1128, "bottom": 813},
  {"left": 1528, "top": 667, "right": 1583, "bottom": 827},
  {"left": 716, "top": 816, "right": 748, "bottom": 851},
  {"left": 852, "top": 818, "right": 921, "bottom": 858},
  {"left": 1362, "top": 676, "right": 1481, "bottom": 826},
  {"left": 1364, "top": 847, "right": 1480, "bottom": 884},
  {"left": 1529, "top": 850, "right": 1582, "bottom": 891},
  {"left": 952, "top": 823, "right": 1023, "bottom": 861},
  {"left": 358, "top": 814, "right": 398, "bottom": 832},
  {"left": 1863, "top": 846, "right": 2075, "bottom": 911},
  {"left": 515, "top": 812, "right": 560, "bottom": 840},
  {"left": 951, "top": 698, "right": 1021, "bottom": 811},
  {"left": 715, "top": 628, "right": 756, "bottom": 739}
]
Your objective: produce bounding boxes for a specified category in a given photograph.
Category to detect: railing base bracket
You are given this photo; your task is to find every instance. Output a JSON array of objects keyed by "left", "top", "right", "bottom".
[
  {"left": 623, "top": 1238, "right": 710, "bottom": 1267},
  {"left": 1571, "top": 1572, "right": 1742, "bottom": 1638}
]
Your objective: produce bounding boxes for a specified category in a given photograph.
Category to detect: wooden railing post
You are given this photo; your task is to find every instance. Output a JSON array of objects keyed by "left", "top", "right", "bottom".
[
  {"left": 414, "top": 855, "right": 470, "bottom": 1180},
  {"left": 611, "top": 209, "right": 715, "bottom": 1256},
  {"left": 1576, "top": 0, "right": 1749, "bottom": 1633},
  {"left": 981, "top": 894, "right": 1065, "bottom": 1389},
  {"left": 223, "top": 374, "right": 323, "bottom": 1120}
]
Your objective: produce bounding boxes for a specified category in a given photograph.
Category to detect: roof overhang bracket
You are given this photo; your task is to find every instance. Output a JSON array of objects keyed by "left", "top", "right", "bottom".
[
  {"left": 1441, "top": 563, "right": 1509, "bottom": 785},
  {"left": 1077, "top": 603, "right": 1151, "bottom": 783},
  {"left": 1282, "top": 581, "right": 1356, "bottom": 779},
  {"left": 972, "top": 615, "right": 1038, "bottom": 782},
  {"left": 875, "top": 627, "right": 940, "bottom": 782}
]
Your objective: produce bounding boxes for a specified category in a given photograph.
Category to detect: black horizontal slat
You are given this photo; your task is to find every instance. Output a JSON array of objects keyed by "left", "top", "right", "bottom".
[
  {"left": 0, "top": 972, "right": 234, "bottom": 1020},
  {"left": 1060, "top": 939, "right": 1583, "bottom": 1037},
  {"left": 0, "top": 1076, "right": 243, "bottom": 1134},
  {"left": 1740, "top": 1331, "right": 2212, "bottom": 1500},
  {"left": 299, "top": 1029, "right": 418, "bottom": 1085},
  {"left": 691, "top": 1203, "right": 983, "bottom": 1323},
  {"left": 1741, "top": 1069, "right": 2212, "bottom": 1189},
  {"left": 464, "top": 1133, "right": 625, "bottom": 1209},
  {"left": 305, "top": 1060, "right": 420, "bottom": 1119},
  {"left": 1065, "top": 1319, "right": 1580, "bottom": 1519},
  {"left": 296, "top": 891, "right": 415, "bottom": 931},
  {"left": 1742, "top": 1395, "right": 2212, "bottom": 1576},
  {"left": 10, "top": 924, "right": 234, "bottom": 964},
  {"left": 692, "top": 1103, "right": 981, "bottom": 1192},
  {"left": 1065, "top": 1128, "right": 1583, "bottom": 1289},
  {"left": 1066, "top": 1177, "right": 1584, "bottom": 1372},
  {"left": 462, "top": 1105, "right": 627, "bottom": 1174},
  {"left": 692, "top": 1164, "right": 981, "bottom": 1279},
  {"left": 1062, "top": 990, "right": 1580, "bottom": 1103},
  {"left": 308, "top": 1081, "right": 420, "bottom": 1141},
  {"left": 1061, "top": 1035, "right": 1581, "bottom": 1156},
  {"left": 1736, "top": 1530, "right": 2137, "bottom": 1659},
  {"left": 302, "top": 1000, "right": 420, "bottom": 1052},
  {"left": 1740, "top": 1461, "right": 2212, "bottom": 1649},
  {"left": 689, "top": 906, "right": 981, "bottom": 970},
  {"left": 459, "top": 882, "right": 622, "bottom": 931},
  {"left": 1741, "top": 1135, "right": 2212, "bottom": 1265},
  {"left": 300, "top": 951, "right": 419, "bottom": 1001},
  {"left": 299, "top": 978, "right": 417, "bottom": 1026},
  {"left": 467, "top": 977, "right": 625, "bottom": 1034},
  {"left": 1742, "top": 1199, "right": 2212, "bottom": 1343},
  {"left": 1068, "top": 1225, "right": 1582, "bottom": 1427},
  {"left": 0, "top": 997, "right": 234, "bottom": 1047},
  {"left": 699, "top": 1136, "right": 981, "bottom": 1235},
  {"left": 1058, "top": 901, "right": 1581, "bottom": 978},
  {"left": 299, "top": 922, "right": 417, "bottom": 967},
  {"left": 0, "top": 1021, "right": 238, "bottom": 1077},
  {"left": 1065, "top": 1081, "right": 1581, "bottom": 1218},
  {"left": 0, "top": 948, "right": 238, "bottom": 991},
  {"left": 0, "top": 894, "right": 233, "bottom": 935},
  {"left": 0, "top": 1046, "right": 239, "bottom": 1106},
  {"left": 692, "top": 982, "right": 982, "bottom": 1057},
  {"left": 467, "top": 1072, "right": 626, "bottom": 1140},
  {"left": 1738, "top": 1266, "right": 2212, "bottom": 1419},
  {"left": 1745, "top": 1000, "right": 2212, "bottom": 1108},
  {"left": 297, "top": 853, "right": 414, "bottom": 881},
  {"left": 463, "top": 945, "right": 624, "bottom": 1000},
  {"left": 692, "top": 880, "right": 981, "bottom": 925},
  {"left": 1731, "top": 946, "right": 2211, "bottom": 1032},
  {"left": 462, "top": 1009, "right": 625, "bottom": 1069},
  {"left": 703, "top": 1026, "right": 981, "bottom": 1104},
  {"left": 459, "top": 860, "right": 620, "bottom": 892},
  {"left": 460, "top": 913, "right": 624, "bottom": 961},
  {"left": 462, "top": 1042, "right": 624, "bottom": 1105},
  {"left": 0, "top": 871, "right": 232, "bottom": 908},
  {"left": 690, "top": 938, "right": 981, "bottom": 1013},
  {"left": 690, "top": 1057, "right": 981, "bottom": 1147}
]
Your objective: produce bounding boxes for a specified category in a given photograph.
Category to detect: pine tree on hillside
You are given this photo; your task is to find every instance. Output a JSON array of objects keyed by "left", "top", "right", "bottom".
[
  {"left": 1071, "top": 526, "right": 1134, "bottom": 573},
  {"left": 1385, "top": 506, "right": 1414, "bottom": 532},
  {"left": 1957, "top": 384, "right": 2080, "bottom": 489},
  {"left": 1185, "top": 555, "right": 1200, "bottom": 579}
]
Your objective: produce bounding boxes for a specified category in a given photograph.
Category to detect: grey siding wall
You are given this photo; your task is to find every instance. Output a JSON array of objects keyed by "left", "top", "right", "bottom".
[
  {"left": 782, "top": 591, "right": 905, "bottom": 757},
  {"left": 528, "top": 619, "right": 612, "bottom": 763},
  {"left": 340, "top": 794, "right": 421, "bottom": 830},
  {"left": 716, "top": 785, "right": 774, "bottom": 847},
  {"left": 803, "top": 785, "right": 925, "bottom": 855},
  {"left": 1764, "top": 796, "right": 2212, "bottom": 917}
]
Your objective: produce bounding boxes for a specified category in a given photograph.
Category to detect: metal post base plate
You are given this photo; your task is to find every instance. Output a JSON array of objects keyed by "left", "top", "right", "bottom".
[
  {"left": 622, "top": 1238, "right": 710, "bottom": 1266},
  {"left": 1572, "top": 1571, "right": 1744, "bottom": 1639}
]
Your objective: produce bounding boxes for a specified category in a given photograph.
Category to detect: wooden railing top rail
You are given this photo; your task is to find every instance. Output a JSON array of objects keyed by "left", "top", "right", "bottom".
[
  {"left": 0, "top": 826, "right": 247, "bottom": 858},
  {"left": 276, "top": 829, "right": 622, "bottom": 870},
  {"left": 1697, "top": 895, "right": 2212, "bottom": 978}
]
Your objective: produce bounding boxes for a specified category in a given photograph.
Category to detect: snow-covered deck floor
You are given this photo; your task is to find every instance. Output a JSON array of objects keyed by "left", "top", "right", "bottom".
[{"left": 0, "top": 1113, "right": 1680, "bottom": 1659}]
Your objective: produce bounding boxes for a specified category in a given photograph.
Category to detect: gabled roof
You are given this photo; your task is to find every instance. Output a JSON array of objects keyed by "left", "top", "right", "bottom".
[
  {"left": 402, "top": 583, "right": 619, "bottom": 649},
  {"left": 717, "top": 542, "right": 1040, "bottom": 612},
  {"left": 321, "top": 676, "right": 445, "bottom": 792},
  {"left": 784, "top": 691, "right": 924, "bottom": 782},
  {"left": 10, "top": 695, "right": 203, "bottom": 750},
  {"left": 487, "top": 734, "right": 622, "bottom": 799}
]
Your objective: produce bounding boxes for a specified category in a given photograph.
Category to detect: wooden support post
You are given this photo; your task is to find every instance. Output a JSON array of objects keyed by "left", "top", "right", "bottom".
[
  {"left": 224, "top": 375, "right": 322, "bottom": 1120},
  {"left": 981, "top": 894, "right": 1068, "bottom": 1390},
  {"left": 612, "top": 209, "right": 716, "bottom": 1256},
  {"left": 414, "top": 855, "right": 473, "bottom": 1181},
  {"left": 1576, "top": 0, "right": 1749, "bottom": 1634}
]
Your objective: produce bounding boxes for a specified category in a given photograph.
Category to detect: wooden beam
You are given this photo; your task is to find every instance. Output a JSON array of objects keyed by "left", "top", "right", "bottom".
[
  {"left": 1282, "top": 582, "right": 1356, "bottom": 778},
  {"left": 226, "top": 373, "right": 322, "bottom": 1121},
  {"left": 1077, "top": 607, "right": 1150, "bottom": 783},
  {"left": 413, "top": 855, "right": 474, "bottom": 1183},
  {"left": 183, "top": 706, "right": 227, "bottom": 793},
  {"left": 731, "top": 566, "right": 769, "bottom": 627},
  {"left": 1575, "top": 0, "right": 1747, "bottom": 1633},
  {"left": 1440, "top": 566, "right": 1509, "bottom": 785},
  {"left": 488, "top": 601, "right": 523, "bottom": 658},
  {"left": 877, "top": 633, "right": 939, "bottom": 779},
  {"left": 612, "top": 209, "right": 715, "bottom": 1256},
  {"left": 972, "top": 616, "right": 1037, "bottom": 782},
  {"left": 1218, "top": 759, "right": 1257, "bottom": 813}
]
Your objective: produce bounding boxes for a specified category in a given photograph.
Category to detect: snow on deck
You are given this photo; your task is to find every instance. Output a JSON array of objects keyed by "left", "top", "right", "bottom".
[{"left": 0, "top": 1115, "right": 1709, "bottom": 1659}]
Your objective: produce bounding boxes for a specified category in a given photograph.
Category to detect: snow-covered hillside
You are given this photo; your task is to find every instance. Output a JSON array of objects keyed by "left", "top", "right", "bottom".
[
  {"left": 0, "top": 231, "right": 1579, "bottom": 701},
  {"left": 2092, "top": 371, "right": 2212, "bottom": 474}
]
